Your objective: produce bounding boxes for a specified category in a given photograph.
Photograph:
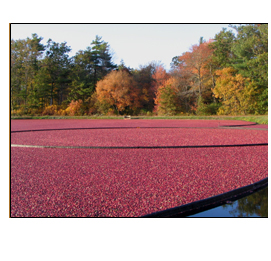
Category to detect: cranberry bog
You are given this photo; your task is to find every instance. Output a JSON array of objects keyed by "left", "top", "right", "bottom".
[{"left": 10, "top": 119, "right": 268, "bottom": 217}]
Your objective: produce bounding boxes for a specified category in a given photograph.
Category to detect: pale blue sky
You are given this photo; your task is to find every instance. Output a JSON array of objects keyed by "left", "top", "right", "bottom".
[{"left": 11, "top": 24, "right": 231, "bottom": 71}]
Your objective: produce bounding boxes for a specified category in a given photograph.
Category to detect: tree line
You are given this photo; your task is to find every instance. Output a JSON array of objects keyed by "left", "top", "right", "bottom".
[{"left": 11, "top": 24, "right": 268, "bottom": 116}]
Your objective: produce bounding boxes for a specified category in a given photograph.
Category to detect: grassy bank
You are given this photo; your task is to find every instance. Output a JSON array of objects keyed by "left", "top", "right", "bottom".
[{"left": 11, "top": 115, "right": 268, "bottom": 124}]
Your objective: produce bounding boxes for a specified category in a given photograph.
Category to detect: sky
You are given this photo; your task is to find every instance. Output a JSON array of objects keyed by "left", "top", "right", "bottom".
[{"left": 11, "top": 24, "right": 232, "bottom": 71}]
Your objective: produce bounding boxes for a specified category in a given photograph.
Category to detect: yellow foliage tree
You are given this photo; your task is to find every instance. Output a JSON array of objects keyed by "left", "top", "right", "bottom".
[
  {"left": 42, "top": 105, "right": 59, "bottom": 115},
  {"left": 154, "top": 77, "right": 180, "bottom": 115},
  {"left": 212, "top": 67, "right": 257, "bottom": 115},
  {"left": 96, "top": 70, "right": 140, "bottom": 114}
]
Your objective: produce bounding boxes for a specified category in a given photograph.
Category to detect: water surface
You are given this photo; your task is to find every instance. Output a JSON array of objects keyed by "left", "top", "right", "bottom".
[{"left": 189, "top": 187, "right": 268, "bottom": 217}]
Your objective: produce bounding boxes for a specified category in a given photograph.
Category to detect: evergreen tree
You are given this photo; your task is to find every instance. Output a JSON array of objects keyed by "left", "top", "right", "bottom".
[
  {"left": 231, "top": 24, "right": 268, "bottom": 113},
  {"left": 132, "top": 63, "right": 157, "bottom": 113},
  {"left": 211, "top": 28, "right": 235, "bottom": 69},
  {"left": 90, "top": 35, "right": 116, "bottom": 86},
  {"left": 37, "top": 39, "right": 71, "bottom": 106},
  {"left": 11, "top": 34, "right": 45, "bottom": 112},
  {"left": 68, "top": 48, "right": 94, "bottom": 102}
]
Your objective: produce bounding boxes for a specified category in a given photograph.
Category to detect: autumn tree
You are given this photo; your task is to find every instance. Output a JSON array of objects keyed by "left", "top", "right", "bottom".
[
  {"left": 11, "top": 27, "right": 267, "bottom": 117},
  {"left": 170, "top": 40, "right": 216, "bottom": 114},
  {"left": 178, "top": 40, "right": 214, "bottom": 98},
  {"left": 154, "top": 77, "right": 180, "bottom": 115},
  {"left": 209, "top": 24, "right": 268, "bottom": 115},
  {"left": 152, "top": 64, "right": 169, "bottom": 92},
  {"left": 212, "top": 67, "right": 257, "bottom": 115},
  {"left": 169, "top": 59, "right": 195, "bottom": 113},
  {"left": 65, "top": 99, "right": 84, "bottom": 116},
  {"left": 96, "top": 70, "right": 140, "bottom": 115}
]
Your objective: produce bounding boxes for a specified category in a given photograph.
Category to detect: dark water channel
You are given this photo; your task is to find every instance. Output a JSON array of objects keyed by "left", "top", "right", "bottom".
[{"left": 189, "top": 187, "right": 268, "bottom": 217}]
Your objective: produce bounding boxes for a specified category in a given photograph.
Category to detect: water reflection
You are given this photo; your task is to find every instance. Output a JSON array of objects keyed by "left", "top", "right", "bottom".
[
  {"left": 189, "top": 187, "right": 268, "bottom": 217},
  {"left": 224, "top": 187, "right": 268, "bottom": 217}
]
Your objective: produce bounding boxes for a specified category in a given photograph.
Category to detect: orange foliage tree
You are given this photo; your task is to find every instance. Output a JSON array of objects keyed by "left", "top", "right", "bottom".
[
  {"left": 65, "top": 99, "right": 84, "bottom": 116},
  {"left": 152, "top": 65, "right": 170, "bottom": 93},
  {"left": 96, "top": 70, "right": 140, "bottom": 114},
  {"left": 178, "top": 40, "right": 214, "bottom": 97}
]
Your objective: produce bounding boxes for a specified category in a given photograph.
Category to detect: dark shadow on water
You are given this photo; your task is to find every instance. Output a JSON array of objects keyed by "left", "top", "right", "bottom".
[{"left": 189, "top": 187, "right": 268, "bottom": 217}]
